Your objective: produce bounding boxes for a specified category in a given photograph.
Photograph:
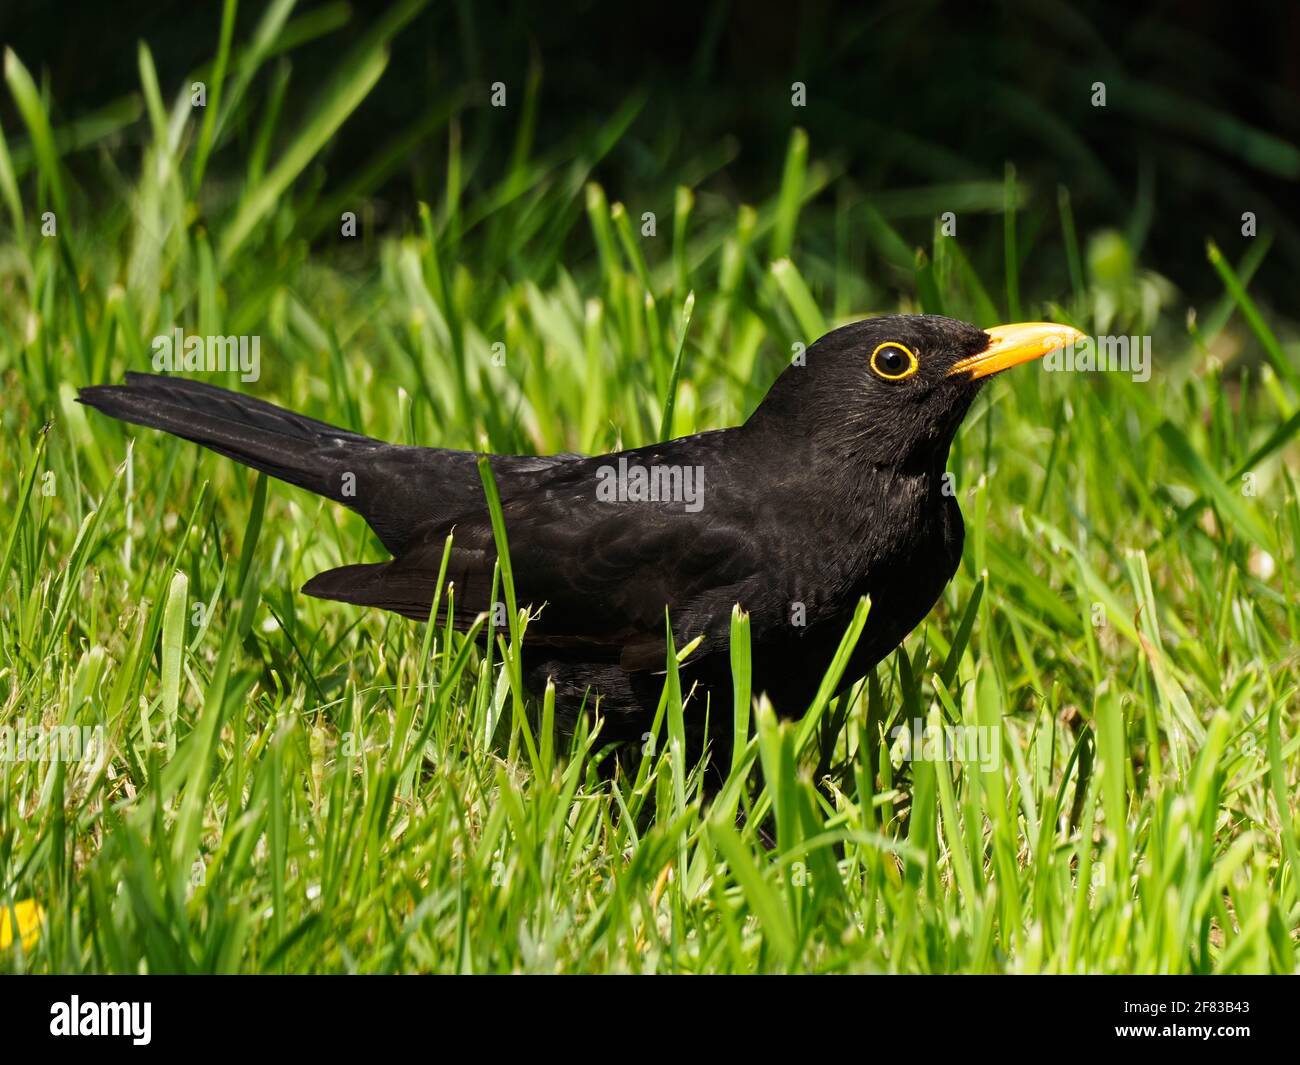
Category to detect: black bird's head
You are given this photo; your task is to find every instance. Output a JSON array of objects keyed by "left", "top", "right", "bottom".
[{"left": 747, "top": 313, "right": 1083, "bottom": 470}]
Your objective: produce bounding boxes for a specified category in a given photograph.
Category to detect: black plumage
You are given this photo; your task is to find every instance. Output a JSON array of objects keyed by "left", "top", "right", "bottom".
[{"left": 79, "top": 313, "right": 1078, "bottom": 763}]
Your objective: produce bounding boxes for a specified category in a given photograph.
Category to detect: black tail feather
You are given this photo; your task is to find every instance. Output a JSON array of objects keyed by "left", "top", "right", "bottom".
[
  {"left": 77, "top": 373, "right": 382, "bottom": 503},
  {"left": 78, "top": 373, "right": 514, "bottom": 557}
]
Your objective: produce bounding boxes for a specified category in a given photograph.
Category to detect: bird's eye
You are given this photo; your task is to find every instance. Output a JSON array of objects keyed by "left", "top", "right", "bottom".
[{"left": 869, "top": 341, "right": 919, "bottom": 381}]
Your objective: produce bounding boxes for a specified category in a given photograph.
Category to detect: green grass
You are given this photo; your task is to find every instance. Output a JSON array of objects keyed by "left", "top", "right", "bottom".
[{"left": 2, "top": 10, "right": 1299, "bottom": 974}]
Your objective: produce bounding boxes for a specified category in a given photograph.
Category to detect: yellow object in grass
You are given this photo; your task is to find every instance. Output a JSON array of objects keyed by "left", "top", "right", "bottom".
[{"left": 0, "top": 898, "right": 44, "bottom": 951}]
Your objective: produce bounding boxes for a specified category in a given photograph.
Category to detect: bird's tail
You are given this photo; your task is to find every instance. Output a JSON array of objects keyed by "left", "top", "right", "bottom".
[{"left": 77, "top": 373, "right": 412, "bottom": 549}]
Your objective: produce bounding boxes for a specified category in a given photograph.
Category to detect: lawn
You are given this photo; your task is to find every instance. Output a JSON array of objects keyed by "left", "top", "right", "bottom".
[{"left": 1, "top": 2, "right": 1298, "bottom": 973}]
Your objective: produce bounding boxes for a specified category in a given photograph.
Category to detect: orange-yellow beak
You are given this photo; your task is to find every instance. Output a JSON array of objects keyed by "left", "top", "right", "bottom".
[{"left": 947, "top": 322, "right": 1085, "bottom": 380}]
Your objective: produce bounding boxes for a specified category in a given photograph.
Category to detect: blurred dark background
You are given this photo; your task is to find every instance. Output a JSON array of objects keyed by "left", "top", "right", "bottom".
[{"left": 2, "top": 0, "right": 1298, "bottom": 306}]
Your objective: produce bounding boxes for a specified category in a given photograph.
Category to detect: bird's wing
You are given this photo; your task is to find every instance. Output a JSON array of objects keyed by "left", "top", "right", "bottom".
[{"left": 303, "top": 443, "right": 776, "bottom": 671}]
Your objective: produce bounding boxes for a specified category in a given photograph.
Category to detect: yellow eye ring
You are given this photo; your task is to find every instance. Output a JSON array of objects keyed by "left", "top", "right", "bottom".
[{"left": 870, "top": 341, "right": 919, "bottom": 381}]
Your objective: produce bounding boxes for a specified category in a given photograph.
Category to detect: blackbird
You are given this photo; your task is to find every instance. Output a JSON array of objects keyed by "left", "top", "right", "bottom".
[{"left": 79, "top": 314, "right": 1080, "bottom": 762}]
